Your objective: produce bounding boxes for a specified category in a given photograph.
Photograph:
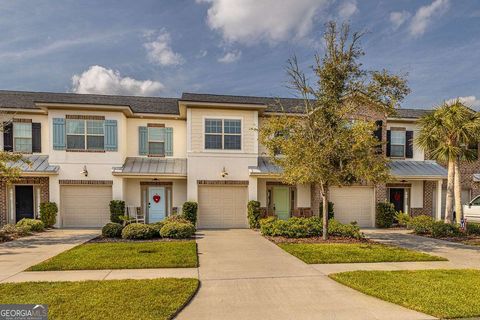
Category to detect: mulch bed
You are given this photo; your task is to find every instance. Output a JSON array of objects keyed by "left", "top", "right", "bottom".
[
  {"left": 266, "top": 236, "right": 372, "bottom": 244},
  {"left": 87, "top": 236, "right": 194, "bottom": 243}
]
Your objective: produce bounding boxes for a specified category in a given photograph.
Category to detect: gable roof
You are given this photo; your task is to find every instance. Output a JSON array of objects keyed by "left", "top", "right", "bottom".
[
  {"left": 392, "top": 108, "right": 432, "bottom": 119},
  {"left": 0, "top": 90, "right": 179, "bottom": 115}
]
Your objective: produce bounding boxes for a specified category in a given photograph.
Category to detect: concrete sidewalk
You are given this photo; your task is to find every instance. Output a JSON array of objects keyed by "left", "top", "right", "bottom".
[
  {"left": 176, "top": 229, "right": 434, "bottom": 320},
  {"left": 0, "top": 229, "right": 99, "bottom": 282}
]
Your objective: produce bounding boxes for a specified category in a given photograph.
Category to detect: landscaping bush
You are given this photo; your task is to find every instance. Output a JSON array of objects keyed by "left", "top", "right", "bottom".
[
  {"left": 165, "top": 215, "right": 192, "bottom": 225},
  {"left": 376, "top": 202, "right": 396, "bottom": 228},
  {"left": 150, "top": 221, "right": 165, "bottom": 235},
  {"left": 102, "top": 223, "right": 123, "bottom": 238},
  {"left": 160, "top": 221, "right": 195, "bottom": 239},
  {"left": 109, "top": 200, "right": 125, "bottom": 224},
  {"left": 259, "top": 216, "right": 277, "bottom": 236},
  {"left": 328, "top": 219, "right": 363, "bottom": 239},
  {"left": 121, "top": 223, "right": 157, "bottom": 240},
  {"left": 0, "top": 224, "right": 30, "bottom": 241},
  {"left": 39, "top": 202, "right": 57, "bottom": 228},
  {"left": 319, "top": 201, "right": 335, "bottom": 220},
  {"left": 408, "top": 215, "right": 435, "bottom": 234},
  {"left": 431, "top": 221, "right": 462, "bottom": 238},
  {"left": 395, "top": 211, "right": 411, "bottom": 227},
  {"left": 16, "top": 219, "right": 44, "bottom": 232},
  {"left": 467, "top": 222, "right": 480, "bottom": 235},
  {"left": 182, "top": 201, "right": 198, "bottom": 225},
  {"left": 247, "top": 200, "right": 261, "bottom": 229}
]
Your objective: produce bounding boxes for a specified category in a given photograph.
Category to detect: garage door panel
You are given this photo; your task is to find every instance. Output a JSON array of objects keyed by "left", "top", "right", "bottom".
[
  {"left": 329, "top": 187, "right": 374, "bottom": 227},
  {"left": 62, "top": 186, "right": 112, "bottom": 228}
]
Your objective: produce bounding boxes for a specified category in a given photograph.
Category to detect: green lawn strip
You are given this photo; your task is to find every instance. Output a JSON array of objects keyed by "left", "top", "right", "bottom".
[
  {"left": 0, "top": 278, "right": 198, "bottom": 320},
  {"left": 278, "top": 242, "right": 446, "bottom": 264},
  {"left": 330, "top": 269, "right": 480, "bottom": 319},
  {"left": 28, "top": 241, "right": 198, "bottom": 271}
]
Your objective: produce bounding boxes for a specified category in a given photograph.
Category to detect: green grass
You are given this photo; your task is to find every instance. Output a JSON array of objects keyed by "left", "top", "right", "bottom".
[
  {"left": 278, "top": 243, "right": 447, "bottom": 264},
  {"left": 330, "top": 269, "right": 480, "bottom": 319},
  {"left": 0, "top": 278, "right": 198, "bottom": 320},
  {"left": 28, "top": 241, "right": 198, "bottom": 271}
]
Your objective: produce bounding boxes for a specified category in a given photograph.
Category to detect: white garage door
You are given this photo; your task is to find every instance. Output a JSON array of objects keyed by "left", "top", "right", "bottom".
[
  {"left": 198, "top": 185, "right": 248, "bottom": 229},
  {"left": 329, "top": 186, "right": 374, "bottom": 227},
  {"left": 61, "top": 185, "right": 112, "bottom": 227}
]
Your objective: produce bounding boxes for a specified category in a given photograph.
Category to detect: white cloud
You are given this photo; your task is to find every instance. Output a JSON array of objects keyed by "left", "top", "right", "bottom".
[
  {"left": 338, "top": 0, "right": 358, "bottom": 20},
  {"left": 445, "top": 96, "right": 480, "bottom": 108},
  {"left": 71, "top": 65, "right": 164, "bottom": 96},
  {"left": 218, "top": 50, "right": 242, "bottom": 63},
  {"left": 196, "top": 49, "right": 208, "bottom": 58},
  {"left": 409, "top": 0, "right": 449, "bottom": 37},
  {"left": 390, "top": 10, "right": 411, "bottom": 30},
  {"left": 143, "top": 30, "right": 184, "bottom": 66},
  {"left": 197, "top": 0, "right": 329, "bottom": 44}
]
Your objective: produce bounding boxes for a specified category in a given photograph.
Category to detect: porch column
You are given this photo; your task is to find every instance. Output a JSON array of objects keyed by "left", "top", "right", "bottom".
[
  {"left": 436, "top": 179, "right": 443, "bottom": 220},
  {"left": 112, "top": 176, "right": 125, "bottom": 201},
  {"left": 248, "top": 176, "right": 258, "bottom": 201},
  {"left": 49, "top": 176, "right": 61, "bottom": 228}
]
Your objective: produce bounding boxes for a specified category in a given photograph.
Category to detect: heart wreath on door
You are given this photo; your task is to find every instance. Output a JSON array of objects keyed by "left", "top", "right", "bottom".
[{"left": 153, "top": 194, "right": 161, "bottom": 203}]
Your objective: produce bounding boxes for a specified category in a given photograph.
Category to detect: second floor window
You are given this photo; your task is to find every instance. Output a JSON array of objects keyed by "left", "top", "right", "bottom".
[
  {"left": 13, "top": 122, "right": 32, "bottom": 153},
  {"left": 148, "top": 127, "right": 165, "bottom": 156},
  {"left": 205, "top": 118, "right": 241, "bottom": 150},
  {"left": 66, "top": 119, "right": 104, "bottom": 150},
  {"left": 390, "top": 129, "right": 405, "bottom": 158}
]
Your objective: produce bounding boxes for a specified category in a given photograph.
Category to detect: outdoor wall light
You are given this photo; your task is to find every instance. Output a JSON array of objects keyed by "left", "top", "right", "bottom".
[
  {"left": 80, "top": 165, "right": 88, "bottom": 177},
  {"left": 221, "top": 167, "right": 229, "bottom": 178}
]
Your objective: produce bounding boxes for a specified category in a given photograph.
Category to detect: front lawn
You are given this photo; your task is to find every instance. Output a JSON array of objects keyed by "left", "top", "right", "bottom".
[
  {"left": 0, "top": 278, "right": 198, "bottom": 320},
  {"left": 28, "top": 241, "right": 198, "bottom": 271},
  {"left": 278, "top": 243, "right": 446, "bottom": 264},
  {"left": 330, "top": 269, "right": 480, "bottom": 319}
]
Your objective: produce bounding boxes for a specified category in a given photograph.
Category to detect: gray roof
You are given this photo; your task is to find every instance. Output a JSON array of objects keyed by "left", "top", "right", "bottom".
[
  {"left": 249, "top": 157, "right": 283, "bottom": 175},
  {"left": 182, "top": 92, "right": 306, "bottom": 114},
  {"left": 8, "top": 155, "right": 59, "bottom": 174},
  {"left": 0, "top": 90, "right": 179, "bottom": 115},
  {"left": 112, "top": 157, "right": 187, "bottom": 176},
  {"left": 388, "top": 160, "right": 447, "bottom": 178},
  {"left": 392, "top": 108, "right": 431, "bottom": 119}
]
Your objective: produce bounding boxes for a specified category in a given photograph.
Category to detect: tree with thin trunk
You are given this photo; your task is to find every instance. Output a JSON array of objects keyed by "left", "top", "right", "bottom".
[
  {"left": 258, "top": 22, "right": 409, "bottom": 239},
  {"left": 416, "top": 100, "right": 480, "bottom": 223}
]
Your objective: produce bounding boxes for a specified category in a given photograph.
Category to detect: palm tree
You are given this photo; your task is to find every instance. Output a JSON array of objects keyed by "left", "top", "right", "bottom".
[{"left": 416, "top": 101, "right": 480, "bottom": 223}]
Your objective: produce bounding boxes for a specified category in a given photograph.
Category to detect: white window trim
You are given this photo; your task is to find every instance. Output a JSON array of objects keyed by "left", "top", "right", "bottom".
[
  {"left": 202, "top": 116, "right": 243, "bottom": 153},
  {"left": 390, "top": 129, "right": 406, "bottom": 159},
  {"left": 66, "top": 119, "right": 105, "bottom": 151},
  {"left": 13, "top": 122, "right": 32, "bottom": 153},
  {"left": 147, "top": 127, "right": 166, "bottom": 157}
]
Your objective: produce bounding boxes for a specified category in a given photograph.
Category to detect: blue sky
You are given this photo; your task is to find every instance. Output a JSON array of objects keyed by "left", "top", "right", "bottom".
[{"left": 0, "top": 0, "right": 479, "bottom": 109}]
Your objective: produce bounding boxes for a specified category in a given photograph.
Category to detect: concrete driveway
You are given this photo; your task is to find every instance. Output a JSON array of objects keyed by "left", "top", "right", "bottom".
[
  {"left": 0, "top": 229, "right": 99, "bottom": 282},
  {"left": 176, "top": 229, "right": 433, "bottom": 320}
]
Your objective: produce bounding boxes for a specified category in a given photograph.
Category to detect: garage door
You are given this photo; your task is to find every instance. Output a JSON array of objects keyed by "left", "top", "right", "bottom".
[
  {"left": 198, "top": 186, "right": 248, "bottom": 229},
  {"left": 329, "top": 187, "right": 374, "bottom": 227},
  {"left": 61, "top": 185, "right": 112, "bottom": 227}
]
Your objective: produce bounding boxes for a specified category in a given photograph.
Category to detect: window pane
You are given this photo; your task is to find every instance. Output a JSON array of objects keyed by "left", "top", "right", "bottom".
[
  {"left": 472, "top": 196, "right": 480, "bottom": 206},
  {"left": 390, "top": 145, "right": 405, "bottom": 157},
  {"left": 67, "top": 135, "right": 85, "bottom": 149},
  {"left": 148, "top": 127, "right": 164, "bottom": 141},
  {"left": 224, "top": 120, "right": 241, "bottom": 134},
  {"left": 66, "top": 120, "right": 85, "bottom": 134},
  {"left": 149, "top": 142, "right": 164, "bottom": 155},
  {"left": 224, "top": 135, "right": 241, "bottom": 150},
  {"left": 87, "top": 120, "right": 104, "bottom": 135},
  {"left": 87, "top": 136, "right": 104, "bottom": 150},
  {"left": 13, "top": 123, "right": 32, "bottom": 138},
  {"left": 205, "top": 119, "right": 222, "bottom": 133},
  {"left": 14, "top": 138, "right": 32, "bottom": 152},
  {"left": 205, "top": 134, "right": 222, "bottom": 149},
  {"left": 391, "top": 130, "right": 405, "bottom": 144}
]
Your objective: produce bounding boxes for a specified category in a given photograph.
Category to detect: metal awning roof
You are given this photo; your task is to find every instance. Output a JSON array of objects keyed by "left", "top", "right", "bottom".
[
  {"left": 112, "top": 157, "right": 187, "bottom": 176},
  {"left": 249, "top": 157, "right": 282, "bottom": 176},
  {"left": 387, "top": 160, "right": 447, "bottom": 179},
  {"left": 8, "top": 155, "right": 59, "bottom": 174}
]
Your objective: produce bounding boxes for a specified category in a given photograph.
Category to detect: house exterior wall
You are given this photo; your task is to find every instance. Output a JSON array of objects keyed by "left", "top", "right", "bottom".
[{"left": 386, "top": 121, "right": 424, "bottom": 161}]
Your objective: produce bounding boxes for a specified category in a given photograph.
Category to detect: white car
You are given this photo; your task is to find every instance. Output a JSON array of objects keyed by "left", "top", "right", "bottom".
[{"left": 463, "top": 196, "right": 480, "bottom": 223}]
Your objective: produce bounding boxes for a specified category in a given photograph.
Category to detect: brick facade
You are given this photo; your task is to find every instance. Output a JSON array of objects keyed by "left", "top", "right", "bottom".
[
  {"left": 0, "top": 177, "right": 49, "bottom": 225},
  {"left": 410, "top": 181, "right": 435, "bottom": 217}
]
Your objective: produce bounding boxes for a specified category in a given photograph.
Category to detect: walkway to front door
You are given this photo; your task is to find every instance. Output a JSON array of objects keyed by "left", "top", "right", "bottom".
[{"left": 177, "top": 229, "right": 431, "bottom": 320}]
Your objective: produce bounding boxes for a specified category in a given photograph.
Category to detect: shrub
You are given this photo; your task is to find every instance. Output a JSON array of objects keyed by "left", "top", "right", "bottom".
[
  {"left": 150, "top": 221, "right": 165, "bottom": 235},
  {"left": 259, "top": 217, "right": 277, "bottom": 236},
  {"left": 376, "top": 202, "right": 396, "bottom": 228},
  {"left": 121, "top": 223, "right": 157, "bottom": 240},
  {"left": 16, "top": 219, "right": 44, "bottom": 232},
  {"left": 109, "top": 200, "right": 125, "bottom": 224},
  {"left": 328, "top": 219, "right": 363, "bottom": 239},
  {"left": 182, "top": 202, "right": 198, "bottom": 225},
  {"left": 247, "top": 200, "right": 261, "bottom": 229},
  {"left": 160, "top": 221, "right": 195, "bottom": 239},
  {"left": 395, "top": 211, "right": 411, "bottom": 227},
  {"left": 467, "top": 222, "right": 480, "bottom": 235},
  {"left": 165, "top": 215, "right": 192, "bottom": 225},
  {"left": 431, "top": 221, "right": 462, "bottom": 238},
  {"left": 0, "top": 224, "right": 31, "bottom": 241},
  {"left": 102, "top": 223, "right": 123, "bottom": 238},
  {"left": 408, "top": 215, "right": 435, "bottom": 234},
  {"left": 39, "top": 202, "right": 58, "bottom": 228},
  {"left": 320, "top": 201, "right": 335, "bottom": 220}
]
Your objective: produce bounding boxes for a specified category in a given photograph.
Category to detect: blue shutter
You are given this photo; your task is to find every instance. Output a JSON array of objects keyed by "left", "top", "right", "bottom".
[
  {"left": 104, "top": 120, "right": 118, "bottom": 151},
  {"left": 139, "top": 126, "right": 148, "bottom": 155},
  {"left": 52, "top": 118, "right": 66, "bottom": 150},
  {"left": 165, "top": 127, "right": 173, "bottom": 156}
]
